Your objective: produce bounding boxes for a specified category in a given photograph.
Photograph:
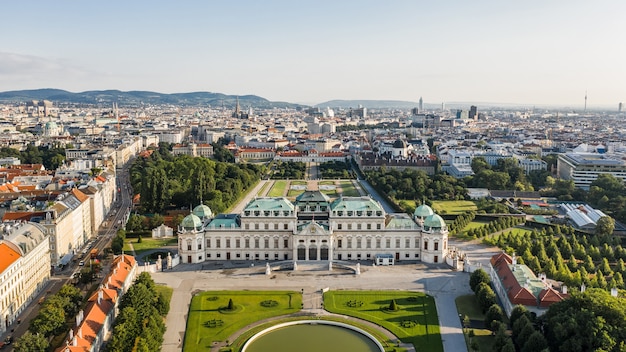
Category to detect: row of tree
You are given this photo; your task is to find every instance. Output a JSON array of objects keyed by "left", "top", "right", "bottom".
[
  {"left": 463, "top": 216, "right": 525, "bottom": 239},
  {"left": 319, "top": 160, "right": 352, "bottom": 179},
  {"left": 270, "top": 161, "right": 306, "bottom": 179},
  {"left": 488, "top": 229, "right": 626, "bottom": 290},
  {"left": 13, "top": 285, "right": 83, "bottom": 351},
  {"left": 105, "top": 272, "right": 170, "bottom": 352},
  {"left": 130, "top": 146, "right": 262, "bottom": 213}
]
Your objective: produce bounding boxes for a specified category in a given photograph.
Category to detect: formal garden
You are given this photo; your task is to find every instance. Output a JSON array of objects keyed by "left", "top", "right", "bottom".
[
  {"left": 323, "top": 290, "right": 443, "bottom": 352},
  {"left": 184, "top": 291, "right": 301, "bottom": 352},
  {"left": 182, "top": 290, "right": 441, "bottom": 352}
]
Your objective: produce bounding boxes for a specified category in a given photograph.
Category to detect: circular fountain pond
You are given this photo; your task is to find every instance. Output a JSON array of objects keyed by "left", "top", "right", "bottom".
[{"left": 241, "top": 320, "right": 384, "bottom": 352}]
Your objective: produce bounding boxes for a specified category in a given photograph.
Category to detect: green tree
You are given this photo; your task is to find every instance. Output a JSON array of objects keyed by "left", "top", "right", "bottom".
[
  {"left": 149, "top": 213, "right": 165, "bottom": 229},
  {"left": 13, "top": 331, "right": 49, "bottom": 352},
  {"left": 470, "top": 268, "right": 491, "bottom": 292},
  {"left": 126, "top": 213, "right": 146, "bottom": 232},
  {"left": 542, "top": 288, "right": 626, "bottom": 352},
  {"left": 522, "top": 331, "right": 548, "bottom": 352},
  {"left": 484, "top": 304, "right": 504, "bottom": 331},
  {"left": 476, "top": 282, "right": 497, "bottom": 313},
  {"left": 595, "top": 216, "right": 615, "bottom": 236},
  {"left": 388, "top": 299, "right": 398, "bottom": 311},
  {"left": 29, "top": 304, "right": 66, "bottom": 337},
  {"left": 228, "top": 298, "right": 234, "bottom": 310}
]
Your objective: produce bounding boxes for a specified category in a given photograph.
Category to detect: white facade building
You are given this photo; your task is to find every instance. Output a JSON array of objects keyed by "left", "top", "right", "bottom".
[
  {"left": 178, "top": 192, "right": 449, "bottom": 265},
  {"left": 0, "top": 221, "right": 50, "bottom": 334}
]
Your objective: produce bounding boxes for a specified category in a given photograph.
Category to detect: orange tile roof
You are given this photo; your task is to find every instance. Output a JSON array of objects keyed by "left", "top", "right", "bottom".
[
  {"left": 57, "top": 254, "right": 136, "bottom": 352},
  {"left": 0, "top": 243, "right": 20, "bottom": 273},
  {"left": 71, "top": 188, "right": 89, "bottom": 203}
]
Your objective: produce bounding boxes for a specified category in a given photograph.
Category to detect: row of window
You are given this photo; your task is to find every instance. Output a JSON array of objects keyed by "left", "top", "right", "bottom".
[
  {"left": 188, "top": 252, "right": 428, "bottom": 263},
  {"left": 240, "top": 222, "right": 384, "bottom": 231},
  {"left": 183, "top": 236, "right": 446, "bottom": 252}
]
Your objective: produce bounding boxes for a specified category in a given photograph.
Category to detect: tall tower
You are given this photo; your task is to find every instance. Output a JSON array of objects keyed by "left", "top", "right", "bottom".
[
  {"left": 619, "top": 102, "right": 623, "bottom": 113},
  {"left": 584, "top": 90, "right": 587, "bottom": 112},
  {"left": 418, "top": 97, "right": 424, "bottom": 112}
]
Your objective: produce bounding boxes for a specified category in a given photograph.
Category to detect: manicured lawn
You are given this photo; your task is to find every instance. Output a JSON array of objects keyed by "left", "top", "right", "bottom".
[
  {"left": 319, "top": 180, "right": 336, "bottom": 185},
  {"left": 268, "top": 180, "right": 287, "bottom": 197},
  {"left": 256, "top": 182, "right": 270, "bottom": 196},
  {"left": 290, "top": 180, "right": 307, "bottom": 185},
  {"left": 287, "top": 189, "right": 305, "bottom": 197},
  {"left": 324, "top": 290, "right": 443, "bottom": 352},
  {"left": 184, "top": 291, "right": 301, "bottom": 352},
  {"left": 456, "top": 295, "right": 504, "bottom": 352},
  {"left": 124, "top": 237, "right": 177, "bottom": 255},
  {"left": 338, "top": 180, "right": 360, "bottom": 197},
  {"left": 464, "top": 221, "right": 489, "bottom": 231},
  {"left": 431, "top": 200, "right": 477, "bottom": 215},
  {"left": 155, "top": 284, "right": 173, "bottom": 303},
  {"left": 468, "top": 328, "right": 497, "bottom": 352},
  {"left": 455, "top": 295, "right": 485, "bottom": 321}
]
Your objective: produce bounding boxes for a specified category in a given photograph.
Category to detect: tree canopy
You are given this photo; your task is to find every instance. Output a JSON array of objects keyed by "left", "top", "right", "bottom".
[
  {"left": 130, "top": 149, "right": 262, "bottom": 213},
  {"left": 541, "top": 288, "right": 626, "bottom": 352}
]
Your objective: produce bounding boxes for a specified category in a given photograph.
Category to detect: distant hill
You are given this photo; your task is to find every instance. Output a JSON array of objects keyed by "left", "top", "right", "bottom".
[
  {"left": 0, "top": 89, "right": 305, "bottom": 108},
  {"left": 315, "top": 99, "right": 420, "bottom": 109}
]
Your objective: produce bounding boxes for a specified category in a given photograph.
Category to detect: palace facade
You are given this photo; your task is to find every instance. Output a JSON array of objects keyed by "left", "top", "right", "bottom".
[{"left": 178, "top": 191, "right": 448, "bottom": 265}]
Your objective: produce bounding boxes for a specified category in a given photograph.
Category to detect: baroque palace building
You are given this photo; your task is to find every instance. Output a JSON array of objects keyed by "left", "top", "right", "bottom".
[{"left": 178, "top": 191, "right": 448, "bottom": 265}]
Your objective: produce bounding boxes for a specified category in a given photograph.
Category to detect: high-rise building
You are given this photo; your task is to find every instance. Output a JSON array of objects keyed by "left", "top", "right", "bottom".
[
  {"left": 418, "top": 97, "right": 423, "bottom": 112},
  {"left": 619, "top": 102, "right": 623, "bottom": 113},
  {"left": 469, "top": 105, "right": 478, "bottom": 120}
]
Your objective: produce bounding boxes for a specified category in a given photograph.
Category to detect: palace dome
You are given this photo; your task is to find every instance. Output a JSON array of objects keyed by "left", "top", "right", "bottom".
[
  {"left": 181, "top": 213, "right": 203, "bottom": 231},
  {"left": 414, "top": 204, "right": 434, "bottom": 218},
  {"left": 192, "top": 204, "right": 213, "bottom": 219},
  {"left": 424, "top": 214, "right": 447, "bottom": 230}
]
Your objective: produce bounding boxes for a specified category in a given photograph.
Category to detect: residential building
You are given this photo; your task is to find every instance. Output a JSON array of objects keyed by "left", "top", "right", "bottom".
[{"left": 0, "top": 221, "right": 50, "bottom": 334}]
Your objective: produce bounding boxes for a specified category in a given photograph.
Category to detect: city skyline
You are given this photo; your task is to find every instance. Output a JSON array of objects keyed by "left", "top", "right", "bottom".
[{"left": 1, "top": 1, "right": 625, "bottom": 107}]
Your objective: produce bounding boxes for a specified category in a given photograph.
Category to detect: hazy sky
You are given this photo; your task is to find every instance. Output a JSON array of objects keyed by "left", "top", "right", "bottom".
[{"left": 1, "top": 1, "right": 625, "bottom": 106}]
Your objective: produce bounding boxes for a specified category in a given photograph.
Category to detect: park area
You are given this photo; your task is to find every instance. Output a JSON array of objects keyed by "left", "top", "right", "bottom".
[
  {"left": 323, "top": 290, "right": 443, "bottom": 352},
  {"left": 431, "top": 200, "right": 478, "bottom": 215},
  {"left": 184, "top": 291, "right": 301, "bottom": 352}
]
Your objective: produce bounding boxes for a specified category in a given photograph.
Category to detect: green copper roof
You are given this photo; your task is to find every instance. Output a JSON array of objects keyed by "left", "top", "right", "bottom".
[
  {"left": 385, "top": 214, "right": 417, "bottom": 229},
  {"left": 192, "top": 204, "right": 213, "bottom": 219},
  {"left": 244, "top": 197, "right": 295, "bottom": 212},
  {"left": 414, "top": 204, "right": 434, "bottom": 217},
  {"left": 295, "top": 190, "right": 331, "bottom": 203},
  {"left": 181, "top": 213, "right": 203, "bottom": 231},
  {"left": 424, "top": 214, "right": 447, "bottom": 229},
  {"left": 207, "top": 214, "right": 240, "bottom": 229},
  {"left": 330, "top": 197, "right": 383, "bottom": 213}
]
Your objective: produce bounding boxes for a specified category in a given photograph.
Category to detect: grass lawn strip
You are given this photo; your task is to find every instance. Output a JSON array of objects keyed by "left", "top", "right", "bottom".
[
  {"left": 184, "top": 291, "right": 301, "bottom": 352},
  {"left": 431, "top": 200, "right": 477, "bottom": 215},
  {"left": 319, "top": 180, "right": 336, "bottom": 185},
  {"left": 324, "top": 290, "right": 443, "bottom": 352},
  {"left": 455, "top": 295, "right": 497, "bottom": 352},
  {"left": 267, "top": 180, "right": 287, "bottom": 197},
  {"left": 338, "top": 181, "right": 360, "bottom": 197},
  {"left": 123, "top": 237, "right": 177, "bottom": 255}
]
